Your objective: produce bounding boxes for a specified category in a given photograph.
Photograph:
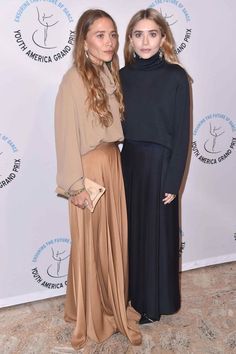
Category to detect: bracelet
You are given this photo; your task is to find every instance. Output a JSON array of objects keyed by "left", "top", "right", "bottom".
[{"left": 67, "top": 187, "right": 86, "bottom": 197}]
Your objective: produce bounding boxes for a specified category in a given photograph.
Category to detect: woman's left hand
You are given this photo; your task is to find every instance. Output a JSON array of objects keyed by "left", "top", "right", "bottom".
[
  {"left": 70, "top": 190, "right": 92, "bottom": 210},
  {"left": 162, "top": 193, "right": 176, "bottom": 205}
]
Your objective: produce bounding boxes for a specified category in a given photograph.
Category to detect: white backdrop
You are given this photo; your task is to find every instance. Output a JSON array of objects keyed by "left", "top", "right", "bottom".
[{"left": 1, "top": 0, "right": 236, "bottom": 307}]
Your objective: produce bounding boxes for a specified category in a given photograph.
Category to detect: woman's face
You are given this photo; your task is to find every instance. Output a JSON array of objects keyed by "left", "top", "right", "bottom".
[
  {"left": 84, "top": 17, "right": 118, "bottom": 65},
  {"left": 130, "top": 19, "right": 165, "bottom": 59}
]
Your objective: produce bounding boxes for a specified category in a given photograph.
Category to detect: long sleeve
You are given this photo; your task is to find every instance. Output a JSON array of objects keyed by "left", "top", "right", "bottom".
[
  {"left": 164, "top": 73, "right": 190, "bottom": 195},
  {"left": 54, "top": 76, "right": 84, "bottom": 196}
]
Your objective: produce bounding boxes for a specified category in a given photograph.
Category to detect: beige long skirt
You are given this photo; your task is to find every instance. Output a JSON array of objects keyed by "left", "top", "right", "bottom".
[{"left": 64, "top": 143, "right": 142, "bottom": 350}]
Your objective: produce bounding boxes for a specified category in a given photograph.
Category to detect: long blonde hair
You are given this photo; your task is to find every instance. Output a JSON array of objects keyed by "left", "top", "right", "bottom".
[
  {"left": 73, "top": 9, "right": 124, "bottom": 127},
  {"left": 124, "top": 8, "right": 179, "bottom": 65}
]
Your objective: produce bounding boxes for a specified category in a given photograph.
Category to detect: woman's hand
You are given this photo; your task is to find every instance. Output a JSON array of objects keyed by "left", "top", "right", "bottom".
[
  {"left": 70, "top": 190, "right": 93, "bottom": 210},
  {"left": 162, "top": 193, "right": 176, "bottom": 205}
]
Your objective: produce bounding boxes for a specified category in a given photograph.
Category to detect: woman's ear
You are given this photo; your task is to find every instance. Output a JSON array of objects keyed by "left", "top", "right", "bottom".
[
  {"left": 161, "top": 35, "right": 166, "bottom": 47},
  {"left": 129, "top": 34, "right": 133, "bottom": 47}
]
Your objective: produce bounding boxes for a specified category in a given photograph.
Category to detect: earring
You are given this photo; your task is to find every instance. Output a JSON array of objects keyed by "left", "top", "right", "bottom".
[
  {"left": 133, "top": 51, "right": 136, "bottom": 58},
  {"left": 159, "top": 48, "right": 163, "bottom": 59},
  {"left": 85, "top": 50, "right": 89, "bottom": 59}
]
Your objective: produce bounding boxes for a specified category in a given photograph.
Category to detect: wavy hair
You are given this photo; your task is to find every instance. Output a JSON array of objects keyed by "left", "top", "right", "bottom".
[
  {"left": 124, "top": 8, "right": 179, "bottom": 65},
  {"left": 73, "top": 9, "right": 124, "bottom": 127}
]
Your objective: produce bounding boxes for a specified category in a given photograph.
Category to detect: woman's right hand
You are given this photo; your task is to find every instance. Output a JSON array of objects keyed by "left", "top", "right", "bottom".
[
  {"left": 162, "top": 193, "right": 176, "bottom": 205},
  {"left": 70, "top": 190, "right": 93, "bottom": 210}
]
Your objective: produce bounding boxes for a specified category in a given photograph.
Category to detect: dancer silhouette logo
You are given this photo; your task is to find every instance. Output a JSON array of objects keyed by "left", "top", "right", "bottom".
[
  {"left": 192, "top": 113, "right": 236, "bottom": 165},
  {"left": 0, "top": 133, "right": 21, "bottom": 189},
  {"left": 32, "top": 7, "right": 59, "bottom": 50},
  {"left": 32, "top": 238, "right": 71, "bottom": 289},
  {"left": 149, "top": 0, "right": 192, "bottom": 54},
  {"left": 14, "top": 1, "right": 75, "bottom": 63}
]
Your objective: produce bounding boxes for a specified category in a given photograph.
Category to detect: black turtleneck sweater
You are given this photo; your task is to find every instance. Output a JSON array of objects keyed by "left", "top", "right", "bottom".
[{"left": 120, "top": 52, "right": 190, "bottom": 194}]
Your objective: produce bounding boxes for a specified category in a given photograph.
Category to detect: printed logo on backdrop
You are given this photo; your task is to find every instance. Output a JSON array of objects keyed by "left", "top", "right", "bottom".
[
  {"left": 192, "top": 113, "right": 236, "bottom": 165},
  {"left": 0, "top": 133, "right": 21, "bottom": 189},
  {"left": 179, "top": 227, "right": 185, "bottom": 257},
  {"left": 14, "top": 0, "right": 75, "bottom": 63},
  {"left": 32, "top": 238, "right": 71, "bottom": 289},
  {"left": 149, "top": 0, "right": 192, "bottom": 54}
]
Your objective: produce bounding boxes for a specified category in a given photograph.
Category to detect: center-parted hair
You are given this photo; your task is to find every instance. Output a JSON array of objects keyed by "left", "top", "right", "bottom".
[
  {"left": 74, "top": 9, "right": 124, "bottom": 127},
  {"left": 124, "top": 8, "right": 179, "bottom": 65}
]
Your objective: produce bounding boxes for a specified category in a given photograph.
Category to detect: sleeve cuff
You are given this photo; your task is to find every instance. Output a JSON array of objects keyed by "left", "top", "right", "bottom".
[
  {"left": 66, "top": 176, "right": 85, "bottom": 195},
  {"left": 55, "top": 176, "right": 84, "bottom": 198}
]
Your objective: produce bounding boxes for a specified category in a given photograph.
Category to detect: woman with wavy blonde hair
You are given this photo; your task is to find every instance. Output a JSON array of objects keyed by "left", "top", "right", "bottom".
[
  {"left": 120, "top": 8, "right": 190, "bottom": 324},
  {"left": 55, "top": 9, "right": 141, "bottom": 350},
  {"left": 124, "top": 8, "right": 179, "bottom": 65}
]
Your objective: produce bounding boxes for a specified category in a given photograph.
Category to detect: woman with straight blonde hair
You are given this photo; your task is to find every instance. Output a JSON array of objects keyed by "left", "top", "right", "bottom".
[
  {"left": 55, "top": 9, "right": 141, "bottom": 350},
  {"left": 120, "top": 8, "right": 190, "bottom": 324}
]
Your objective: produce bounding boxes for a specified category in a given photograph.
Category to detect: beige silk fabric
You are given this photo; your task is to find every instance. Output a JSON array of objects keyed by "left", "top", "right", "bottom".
[{"left": 65, "top": 143, "right": 142, "bottom": 349}]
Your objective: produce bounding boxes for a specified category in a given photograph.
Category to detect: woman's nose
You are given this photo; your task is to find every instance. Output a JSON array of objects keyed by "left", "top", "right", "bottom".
[
  {"left": 143, "top": 34, "right": 149, "bottom": 45},
  {"left": 105, "top": 35, "right": 112, "bottom": 46}
]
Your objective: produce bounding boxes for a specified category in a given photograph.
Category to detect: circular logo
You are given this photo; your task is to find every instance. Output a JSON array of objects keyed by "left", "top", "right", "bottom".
[
  {"left": 192, "top": 113, "right": 236, "bottom": 165},
  {"left": 0, "top": 133, "right": 21, "bottom": 189},
  {"left": 149, "top": 0, "right": 192, "bottom": 54},
  {"left": 32, "top": 237, "right": 71, "bottom": 289},
  {"left": 14, "top": 1, "right": 75, "bottom": 63}
]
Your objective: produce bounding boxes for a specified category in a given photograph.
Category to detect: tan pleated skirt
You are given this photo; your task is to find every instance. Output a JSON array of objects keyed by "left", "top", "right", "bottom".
[{"left": 64, "top": 143, "right": 142, "bottom": 350}]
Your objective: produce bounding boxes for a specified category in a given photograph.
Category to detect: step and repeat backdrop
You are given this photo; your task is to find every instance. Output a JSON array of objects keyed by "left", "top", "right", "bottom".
[{"left": 1, "top": 0, "right": 236, "bottom": 307}]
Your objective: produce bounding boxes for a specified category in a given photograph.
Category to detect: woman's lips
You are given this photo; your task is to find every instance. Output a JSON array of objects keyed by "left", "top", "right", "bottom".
[
  {"left": 104, "top": 50, "right": 114, "bottom": 55},
  {"left": 140, "top": 49, "right": 151, "bottom": 53}
]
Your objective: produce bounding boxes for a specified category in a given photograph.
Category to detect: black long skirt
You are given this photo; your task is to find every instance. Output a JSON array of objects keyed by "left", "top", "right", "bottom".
[{"left": 121, "top": 140, "right": 180, "bottom": 320}]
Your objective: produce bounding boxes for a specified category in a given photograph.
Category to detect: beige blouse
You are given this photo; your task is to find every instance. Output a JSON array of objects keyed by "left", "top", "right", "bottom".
[{"left": 55, "top": 64, "right": 124, "bottom": 195}]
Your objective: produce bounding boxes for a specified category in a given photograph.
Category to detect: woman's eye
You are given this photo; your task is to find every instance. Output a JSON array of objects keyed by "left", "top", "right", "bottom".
[
  {"left": 97, "top": 33, "right": 104, "bottom": 38},
  {"left": 134, "top": 33, "right": 141, "bottom": 38},
  {"left": 150, "top": 32, "right": 157, "bottom": 37},
  {"left": 111, "top": 33, "right": 117, "bottom": 39}
]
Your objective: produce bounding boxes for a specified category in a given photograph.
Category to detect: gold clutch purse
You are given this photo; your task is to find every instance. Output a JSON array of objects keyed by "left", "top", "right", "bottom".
[
  {"left": 84, "top": 178, "right": 106, "bottom": 212},
  {"left": 55, "top": 178, "right": 105, "bottom": 212}
]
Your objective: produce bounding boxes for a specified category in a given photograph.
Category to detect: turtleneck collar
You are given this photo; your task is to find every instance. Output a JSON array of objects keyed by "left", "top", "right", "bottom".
[{"left": 130, "top": 50, "right": 165, "bottom": 71}]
